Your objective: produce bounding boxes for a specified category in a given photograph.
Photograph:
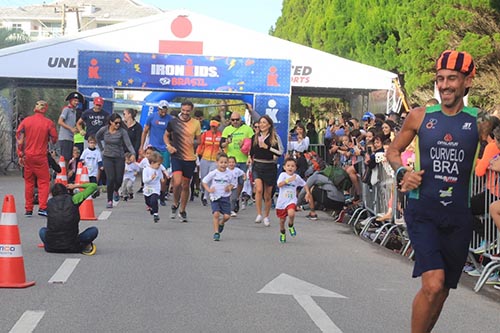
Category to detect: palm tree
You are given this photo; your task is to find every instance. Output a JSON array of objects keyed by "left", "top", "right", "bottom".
[{"left": 0, "top": 28, "right": 31, "bottom": 49}]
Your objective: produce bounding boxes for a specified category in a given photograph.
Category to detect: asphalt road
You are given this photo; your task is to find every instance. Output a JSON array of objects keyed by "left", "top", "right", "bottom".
[{"left": 1, "top": 171, "right": 500, "bottom": 332}]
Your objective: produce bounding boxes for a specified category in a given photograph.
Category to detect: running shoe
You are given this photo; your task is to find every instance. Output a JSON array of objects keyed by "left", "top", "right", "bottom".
[
  {"left": 38, "top": 209, "right": 48, "bottom": 217},
  {"left": 263, "top": 217, "right": 271, "bottom": 227},
  {"left": 485, "top": 272, "right": 500, "bottom": 285},
  {"left": 241, "top": 199, "right": 246, "bottom": 210},
  {"left": 201, "top": 198, "right": 208, "bottom": 206},
  {"left": 171, "top": 204, "right": 178, "bottom": 219},
  {"left": 255, "top": 214, "right": 263, "bottom": 223},
  {"left": 106, "top": 201, "right": 113, "bottom": 209},
  {"left": 288, "top": 225, "right": 297, "bottom": 237},
  {"left": 218, "top": 223, "right": 224, "bottom": 234},
  {"left": 160, "top": 199, "right": 166, "bottom": 206},
  {"left": 24, "top": 211, "right": 33, "bottom": 217},
  {"left": 490, "top": 253, "right": 500, "bottom": 261},
  {"left": 280, "top": 233, "right": 286, "bottom": 243},
  {"left": 153, "top": 213, "right": 160, "bottom": 223},
  {"left": 230, "top": 211, "right": 237, "bottom": 217},
  {"left": 137, "top": 187, "right": 143, "bottom": 193},
  {"left": 213, "top": 233, "right": 220, "bottom": 241},
  {"left": 113, "top": 191, "right": 120, "bottom": 202},
  {"left": 81, "top": 243, "right": 96, "bottom": 256},
  {"left": 179, "top": 211, "right": 188, "bottom": 222},
  {"left": 306, "top": 213, "right": 318, "bottom": 221},
  {"left": 129, "top": 193, "right": 134, "bottom": 200},
  {"left": 467, "top": 268, "right": 482, "bottom": 277}
]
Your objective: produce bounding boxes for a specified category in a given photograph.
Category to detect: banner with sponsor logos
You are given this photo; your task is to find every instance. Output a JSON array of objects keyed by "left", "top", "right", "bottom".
[{"left": 78, "top": 51, "right": 291, "bottom": 95}]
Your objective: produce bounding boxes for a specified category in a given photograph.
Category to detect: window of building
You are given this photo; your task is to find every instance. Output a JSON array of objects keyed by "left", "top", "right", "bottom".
[{"left": 12, "top": 23, "right": 22, "bottom": 32}]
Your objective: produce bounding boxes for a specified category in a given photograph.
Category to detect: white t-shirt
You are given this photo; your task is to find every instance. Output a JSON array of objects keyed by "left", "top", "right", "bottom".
[
  {"left": 275, "top": 172, "right": 306, "bottom": 209},
  {"left": 124, "top": 162, "right": 141, "bottom": 182},
  {"left": 228, "top": 167, "right": 244, "bottom": 184},
  {"left": 202, "top": 168, "right": 236, "bottom": 201},
  {"left": 142, "top": 166, "right": 163, "bottom": 196},
  {"left": 80, "top": 147, "right": 102, "bottom": 178}
]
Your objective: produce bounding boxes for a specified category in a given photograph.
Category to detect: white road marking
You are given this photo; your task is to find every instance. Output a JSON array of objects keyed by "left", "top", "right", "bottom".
[
  {"left": 98, "top": 211, "right": 112, "bottom": 220},
  {"left": 9, "top": 310, "right": 45, "bottom": 333},
  {"left": 48, "top": 258, "right": 80, "bottom": 284}
]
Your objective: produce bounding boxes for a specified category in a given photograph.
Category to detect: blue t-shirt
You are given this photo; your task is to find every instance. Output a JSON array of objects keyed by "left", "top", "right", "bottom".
[{"left": 146, "top": 112, "right": 172, "bottom": 152}]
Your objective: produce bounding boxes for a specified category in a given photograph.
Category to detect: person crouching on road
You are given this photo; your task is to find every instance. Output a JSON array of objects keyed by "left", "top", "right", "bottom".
[
  {"left": 202, "top": 152, "right": 236, "bottom": 241},
  {"left": 39, "top": 182, "right": 99, "bottom": 255}
]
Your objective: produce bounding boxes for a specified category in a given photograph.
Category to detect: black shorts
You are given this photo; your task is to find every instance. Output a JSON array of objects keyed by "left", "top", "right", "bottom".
[
  {"left": 252, "top": 162, "right": 277, "bottom": 186},
  {"left": 405, "top": 205, "right": 473, "bottom": 289}
]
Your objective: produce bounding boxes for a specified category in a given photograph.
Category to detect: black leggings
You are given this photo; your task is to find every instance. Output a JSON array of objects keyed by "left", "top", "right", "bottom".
[
  {"left": 103, "top": 156, "right": 125, "bottom": 202},
  {"left": 145, "top": 193, "right": 159, "bottom": 214}
]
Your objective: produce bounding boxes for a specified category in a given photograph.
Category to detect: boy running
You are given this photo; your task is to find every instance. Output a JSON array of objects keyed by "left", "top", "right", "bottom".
[
  {"left": 276, "top": 157, "right": 312, "bottom": 243},
  {"left": 142, "top": 151, "right": 164, "bottom": 223},
  {"left": 202, "top": 152, "right": 237, "bottom": 241}
]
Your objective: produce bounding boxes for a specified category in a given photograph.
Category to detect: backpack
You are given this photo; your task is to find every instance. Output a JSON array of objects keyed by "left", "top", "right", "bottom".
[
  {"left": 303, "top": 151, "right": 326, "bottom": 177},
  {"left": 319, "top": 165, "right": 353, "bottom": 192}
]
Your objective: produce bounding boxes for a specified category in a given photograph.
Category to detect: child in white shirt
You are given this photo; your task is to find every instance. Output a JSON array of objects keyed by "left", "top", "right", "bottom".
[
  {"left": 143, "top": 151, "right": 164, "bottom": 223},
  {"left": 202, "top": 152, "right": 237, "bottom": 241},
  {"left": 227, "top": 156, "right": 246, "bottom": 217},
  {"left": 80, "top": 135, "right": 103, "bottom": 197},
  {"left": 121, "top": 152, "right": 141, "bottom": 201},
  {"left": 276, "top": 157, "right": 312, "bottom": 243}
]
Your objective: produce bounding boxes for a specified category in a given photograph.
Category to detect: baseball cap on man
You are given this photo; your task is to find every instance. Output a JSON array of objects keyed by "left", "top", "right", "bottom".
[
  {"left": 436, "top": 50, "right": 475, "bottom": 78},
  {"left": 362, "top": 112, "right": 375, "bottom": 121},
  {"left": 158, "top": 100, "right": 169, "bottom": 109},
  {"left": 93, "top": 96, "right": 104, "bottom": 106}
]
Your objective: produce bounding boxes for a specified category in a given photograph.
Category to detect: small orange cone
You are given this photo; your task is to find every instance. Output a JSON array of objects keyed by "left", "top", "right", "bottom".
[
  {"left": 0, "top": 195, "right": 35, "bottom": 288},
  {"left": 79, "top": 166, "right": 97, "bottom": 220},
  {"left": 75, "top": 162, "right": 83, "bottom": 185},
  {"left": 55, "top": 156, "right": 68, "bottom": 186}
]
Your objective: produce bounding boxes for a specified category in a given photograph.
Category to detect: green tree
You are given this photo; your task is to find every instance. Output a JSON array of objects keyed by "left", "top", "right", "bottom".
[
  {"left": 274, "top": 0, "right": 500, "bottom": 110},
  {"left": 0, "top": 28, "right": 30, "bottom": 49}
]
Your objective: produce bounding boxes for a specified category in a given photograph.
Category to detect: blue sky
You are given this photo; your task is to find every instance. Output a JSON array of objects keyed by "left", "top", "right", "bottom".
[{"left": 0, "top": 0, "right": 283, "bottom": 34}]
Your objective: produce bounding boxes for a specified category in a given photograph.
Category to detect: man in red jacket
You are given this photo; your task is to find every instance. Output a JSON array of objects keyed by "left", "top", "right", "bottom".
[{"left": 16, "top": 100, "right": 58, "bottom": 217}]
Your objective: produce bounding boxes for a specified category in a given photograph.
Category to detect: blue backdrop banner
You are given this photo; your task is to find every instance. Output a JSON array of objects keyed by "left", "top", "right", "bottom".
[{"left": 78, "top": 51, "right": 291, "bottom": 95}]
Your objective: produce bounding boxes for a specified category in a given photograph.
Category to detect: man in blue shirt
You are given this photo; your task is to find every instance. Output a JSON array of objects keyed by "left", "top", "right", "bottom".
[{"left": 140, "top": 100, "right": 172, "bottom": 205}]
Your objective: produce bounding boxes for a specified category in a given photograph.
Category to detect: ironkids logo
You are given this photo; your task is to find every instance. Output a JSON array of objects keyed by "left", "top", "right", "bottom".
[{"left": 150, "top": 59, "right": 218, "bottom": 78}]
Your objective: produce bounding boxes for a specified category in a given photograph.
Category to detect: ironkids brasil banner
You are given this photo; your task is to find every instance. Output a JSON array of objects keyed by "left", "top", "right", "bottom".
[{"left": 78, "top": 51, "right": 291, "bottom": 95}]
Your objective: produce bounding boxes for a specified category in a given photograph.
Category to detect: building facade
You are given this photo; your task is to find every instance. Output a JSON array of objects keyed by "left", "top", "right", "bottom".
[{"left": 0, "top": 0, "right": 163, "bottom": 40}]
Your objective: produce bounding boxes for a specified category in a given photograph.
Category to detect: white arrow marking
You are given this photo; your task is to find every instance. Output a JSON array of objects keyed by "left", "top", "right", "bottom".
[{"left": 258, "top": 273, "right": 346, "bottom": 333}]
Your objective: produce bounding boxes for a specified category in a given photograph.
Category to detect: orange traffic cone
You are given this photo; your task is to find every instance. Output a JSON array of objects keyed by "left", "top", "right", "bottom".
[
  {"left": 0, "top": 195, "right": 35, "bottom": 288},
  {"left": 75, "top": 162, "right": 83, "bottom": 185},
  {"left": 79, "top": 166, "right": 97, "bottom": 220},
  {"left": 55, "top": 156, "right": 68, "bottom": 186}
]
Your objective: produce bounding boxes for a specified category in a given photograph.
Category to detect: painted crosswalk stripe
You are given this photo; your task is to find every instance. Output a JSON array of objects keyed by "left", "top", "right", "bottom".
[
  {"left": 9, "top": 310, "right": 45, "bottom": 333},
  {"left": 48, "top": 258, "right": 80, "bottom": 284},
  {"left": 98, "top": 211, "right": 112, "bottom": 220}
]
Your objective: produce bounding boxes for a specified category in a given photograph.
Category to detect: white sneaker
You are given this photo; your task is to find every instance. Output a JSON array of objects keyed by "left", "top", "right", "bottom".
[
  {"left": 241, "top": 200, "right": 246, "bottom": 210},
  {"left": 255, "top": 214, "right": 263, "bottom": 223},
  {"left": 394, "top": 218, "right": 406, "bottom": 226},
  {"left": 230, "top": 211, "right": 237, "bottom": 217},
  {"left": 263, "top": 217, "right": 271, "bottom": 227}
]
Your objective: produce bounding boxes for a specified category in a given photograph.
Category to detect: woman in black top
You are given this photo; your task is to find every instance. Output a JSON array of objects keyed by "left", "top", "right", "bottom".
[
  {"left": 123, "top": 108, "right": 143, "bottom": 159},
  {"left": 247, "top": 115, "right": 283, "bottom": 226}
]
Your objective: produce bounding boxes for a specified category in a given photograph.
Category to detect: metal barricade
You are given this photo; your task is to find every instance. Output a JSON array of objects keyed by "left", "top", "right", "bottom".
[{"left": 472, "top": 169, "right": 500, "bottom": 292}]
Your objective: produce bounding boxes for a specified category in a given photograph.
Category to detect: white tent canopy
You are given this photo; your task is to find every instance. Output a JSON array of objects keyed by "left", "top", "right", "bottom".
[{"left": 0, "top": 10, "right": 397, "bottom": 96}]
